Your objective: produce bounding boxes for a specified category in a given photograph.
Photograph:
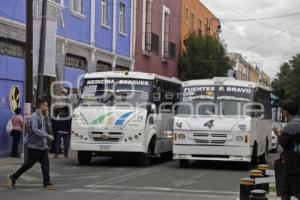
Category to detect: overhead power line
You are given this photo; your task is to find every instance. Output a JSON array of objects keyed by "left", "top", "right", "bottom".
[
  {"left": 244, "top": 20, "right": 300, "bottom": 52},
  {"left": 222, "top": 11, "right": 300, "bottom": 22}
]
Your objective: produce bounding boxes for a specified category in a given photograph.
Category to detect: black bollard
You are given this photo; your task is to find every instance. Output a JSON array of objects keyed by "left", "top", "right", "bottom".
[
  {"left": 257, "top": 165, "right": 270, "bottom": 193},
  {"left": 249, "top": 190, "right": 268, "bottom": 200},
  {"left": 240, "top": 177, "right": 255, "bottom": 200},
  {"left": 250, "top": 170, "right": 265, "bottom": 190}
]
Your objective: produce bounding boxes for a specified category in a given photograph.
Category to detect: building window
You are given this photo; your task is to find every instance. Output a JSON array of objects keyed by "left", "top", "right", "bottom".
[
  {"left": 101, "top": 0, "right": 109, "bottom": 26},
  {"left": 198, "top": 19, "right": 202, "bottom": 36},
  {"left": 71, "top": 0, "right": 83, "bottom": 14},
  {"left": 65, "top": 54, "right": 87, "bottom": 70},
  {"left": 185, "top": 8, "right": 189, "bottom": 22},
  {"left": 145, "top": 0, "right": 153, "bottom": 51},
  {"left": 0, "top": 38, "right": 25, "bottom": 59},
  {"left": 119, "top": 2, "right": 126, "bottom": 34},
  {"left": 162, "top": 6, "right": 170, "bottom": 59},
  {"left": 116, "top": 65, "right": 129, "bottom": 71},
  {"left": 96, "top": 61, "right": 112, "bottom": 72},
  {"left": 189, "top": 13, "right": 195, "bottom": 33}
]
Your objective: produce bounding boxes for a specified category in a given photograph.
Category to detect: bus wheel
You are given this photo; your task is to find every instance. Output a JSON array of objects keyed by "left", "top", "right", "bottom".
[
  {"left": 251, "top": 143, "right": 258, "bottom": 166},
  {"left": 78, "top": 151, "right": 92, "bottom": 166},
  {"left": 137, "top": 147, "right": 151, "bottom": 166},
  {"left": 179, "top": 160, "right": 189, "bottom": 168},
  {"left": 161, "top": 152, "right": 173, "bottom": 161},
  {"left": 259, "top": 140, "right": 269, "bottom": 164}
]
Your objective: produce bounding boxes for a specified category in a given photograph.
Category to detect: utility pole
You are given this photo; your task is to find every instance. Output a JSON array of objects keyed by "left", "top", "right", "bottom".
[
  {"left": 25, "top": 0, "right": 33, "bottom": 105},
  {"left": 36, "top": 0, "right": 48, "bottom": 101}
]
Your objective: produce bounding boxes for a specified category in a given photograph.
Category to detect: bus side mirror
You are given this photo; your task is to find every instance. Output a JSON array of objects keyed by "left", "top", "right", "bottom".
[{"left": 147, "top": 104, "right": 156, "bottom": 113}]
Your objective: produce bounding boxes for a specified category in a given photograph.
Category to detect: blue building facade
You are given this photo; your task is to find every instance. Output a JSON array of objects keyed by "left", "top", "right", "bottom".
[
  {"left": 0, "top": 0, "right": 135, "bottom": 156},
  {"left": 0, "top": 0, "right": 26, "bottom": 156}
]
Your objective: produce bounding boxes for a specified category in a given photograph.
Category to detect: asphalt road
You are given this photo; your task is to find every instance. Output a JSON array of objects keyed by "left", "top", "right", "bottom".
[{"left": 0, "top": 151, "right": 281, "bottom": 200}]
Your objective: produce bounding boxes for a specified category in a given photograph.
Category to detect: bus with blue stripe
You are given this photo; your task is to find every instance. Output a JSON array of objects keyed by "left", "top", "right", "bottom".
[{"left": 71, "top": 71, "right": 181, "bottom": 166}]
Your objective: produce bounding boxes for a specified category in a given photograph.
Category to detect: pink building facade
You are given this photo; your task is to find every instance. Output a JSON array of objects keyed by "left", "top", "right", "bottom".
[{"left": 134, "top": 0, "right": 182, "bottom": 78}]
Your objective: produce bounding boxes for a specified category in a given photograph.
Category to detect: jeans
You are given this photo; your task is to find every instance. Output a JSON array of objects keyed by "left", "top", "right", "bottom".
[
  {"left": 11, "top": 130, "right": 21, "bottom": 157},
  {"left": 55, "top": 131, "right": 70, "bottom": 157},
  {"left": 12, "top": 148, "right": 50, "bottom": 185}
]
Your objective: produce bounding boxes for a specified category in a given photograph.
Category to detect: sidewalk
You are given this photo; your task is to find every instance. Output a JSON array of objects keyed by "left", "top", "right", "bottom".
[{"left": 0, "top": 156, "right": 24, "bottom": 166}]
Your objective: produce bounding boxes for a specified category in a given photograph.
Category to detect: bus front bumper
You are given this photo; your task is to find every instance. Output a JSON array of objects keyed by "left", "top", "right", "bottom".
[
  {"left": 173, "top": 145, "right": 251, "bottom": 162},
  {"left": 71, "top": 142, "right": 145, "bottom": 153}
]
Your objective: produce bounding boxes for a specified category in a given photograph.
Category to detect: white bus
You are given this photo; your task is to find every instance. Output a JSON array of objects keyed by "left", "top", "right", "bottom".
[
  {"left": 173, "top": 77, "right": 272, "bottom": 167},
  {"left": 71, "top": 71, "right": 181, "bottom": 166}
]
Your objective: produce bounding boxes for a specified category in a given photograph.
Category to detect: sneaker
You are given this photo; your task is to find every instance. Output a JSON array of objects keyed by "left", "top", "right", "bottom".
[
  {"left": 7, "top": 175, "right": 16, "bottom": 190},
  {"left": 64, "top": 155, "right": 69, "bottom": 158},
  {"left": 43, "top": 183, "right": 56, "bottom": 190},
  {"left": 54, "top": 155, "right": 59, "bottom": 159}
]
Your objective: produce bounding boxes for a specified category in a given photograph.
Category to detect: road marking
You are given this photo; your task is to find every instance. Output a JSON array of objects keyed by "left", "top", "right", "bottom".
[
  {"left": 172, "top": 173, "right": 205, "bottom": 187},
  {"left": 88, "top": 165, "right": 166, "bottom": 186},
  {"left": 84, "top": 185, "right": 238, "bottom": 195},
  {"left": 65, "top": 188, "right": 236, "bottom": 199},
  {"left": 19, "top": 175, "right": 40, "bottom": 182}
]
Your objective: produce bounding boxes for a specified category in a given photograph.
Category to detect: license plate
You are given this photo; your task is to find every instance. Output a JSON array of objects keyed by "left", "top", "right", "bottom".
[{"left": 98, "top": 145, "right": 111, "bottom": 151}]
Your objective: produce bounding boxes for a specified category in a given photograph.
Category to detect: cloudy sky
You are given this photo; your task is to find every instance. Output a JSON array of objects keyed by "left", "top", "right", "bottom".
[{"left": 202, "top": 0, "right": 300, "bottom": 79}]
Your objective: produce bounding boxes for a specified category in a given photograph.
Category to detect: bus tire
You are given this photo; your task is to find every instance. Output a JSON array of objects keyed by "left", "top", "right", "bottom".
[
  {"left": 78, "top": 151, "right": 92, "bottom": 166},
  {"left": 251, "top": 143, "right": 258, "bottom": 166},
  {"left": 259, "top": 139, "right": 269, "bottom": 164},
  {"left": 179, "top": 160, "right": 189, "bottom": 168},
  {"left": 137, "top": 146, "right": 151, "bottom": 166},
  {"left": 161, "top": 152, "right": 173, "bottom": 161}
]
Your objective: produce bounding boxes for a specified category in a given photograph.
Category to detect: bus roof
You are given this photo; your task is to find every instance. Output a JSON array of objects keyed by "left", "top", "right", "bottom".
[
  {"left": 182, "top": 77, "right": 271, "bottom": 91},
  {"left": 84, "top": 71, "right": 182, "bottom": 84}
]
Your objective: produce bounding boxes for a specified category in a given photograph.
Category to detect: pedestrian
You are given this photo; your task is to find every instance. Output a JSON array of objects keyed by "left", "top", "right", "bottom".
[
  {"left": 10, "top": 107, "right": 24, "bottom": 157},
  {"left": 54, "top": 107, "right": 71, "bottom": 158},
  {"left": 274, "top": 100, "right": 300, "bottom": 200},
  {"left": 7, "top": 99, "right": 56, "bottom": 190}
]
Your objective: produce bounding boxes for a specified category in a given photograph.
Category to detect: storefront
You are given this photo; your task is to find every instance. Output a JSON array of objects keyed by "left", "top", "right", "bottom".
[{"left": 0, "top": 39, "right": 25, "bottom": 156}]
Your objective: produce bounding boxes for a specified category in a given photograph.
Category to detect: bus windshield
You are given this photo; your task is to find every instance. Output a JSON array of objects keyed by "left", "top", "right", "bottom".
[
  {"left": 178, "top": 85, "right": 255, "bottom": 116},
  {"left": 79, "top": 78, "right": 153, "bottom": 107}
]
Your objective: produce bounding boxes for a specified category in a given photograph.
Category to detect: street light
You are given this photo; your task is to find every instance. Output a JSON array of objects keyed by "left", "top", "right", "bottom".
[{"left": 206, "top": 17, "right": 222, "bottom": 35}]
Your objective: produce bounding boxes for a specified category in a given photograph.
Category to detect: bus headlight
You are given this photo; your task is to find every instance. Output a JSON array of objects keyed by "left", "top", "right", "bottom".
[
  {"left": 178, "top": 134, "right": 186, "bottom": 140},
  {"left": 236, "top": 136, "right": 244, "bottom": 142}
]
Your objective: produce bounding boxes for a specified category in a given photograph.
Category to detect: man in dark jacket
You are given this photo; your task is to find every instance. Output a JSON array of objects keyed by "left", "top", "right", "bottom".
[
  {"left": 53, "top": 107, "right": 71, "bottom": 158},
  {"left": 274, "top": 100, "right": 300, "bottom": 200},
  {"left": 7, "top": 99, "right": 56, "bottom": 190}
]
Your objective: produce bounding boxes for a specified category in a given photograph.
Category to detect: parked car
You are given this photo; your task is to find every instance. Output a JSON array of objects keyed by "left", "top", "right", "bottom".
[{"left": 270, "top": 122, "right": 283, "bottom": 153}]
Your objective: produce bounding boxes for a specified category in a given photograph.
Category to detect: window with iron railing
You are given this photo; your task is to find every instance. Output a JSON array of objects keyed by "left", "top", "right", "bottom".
[
  {"left": 169, "top": 42, "right": 176, "bottom": 59},
  {"left": 65, "top": 54, "right": 87, "bottom": 70},
  {"left": 163, "top": 41, "right": 176, "bottom": 60},
  {"left": 0, "top": 38, "right": 25, "bottom": 59},
  {"left": 145, "top": 32, "right": 159, "bottom": 54}
]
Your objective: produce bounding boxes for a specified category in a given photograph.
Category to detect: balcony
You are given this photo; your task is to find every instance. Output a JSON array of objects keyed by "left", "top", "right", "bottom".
[
  {"left": 144, "top": 32, "right": 159, "bottom": 56},
  {"left": 163, "top": 41, "right": 176, "bottom": 62}
]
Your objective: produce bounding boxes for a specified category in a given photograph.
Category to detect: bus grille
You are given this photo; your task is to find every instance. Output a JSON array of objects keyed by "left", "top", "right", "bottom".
[
  {"left": 91, "top": 132, "right": 123, "bottom": 142},
  {"left": 193, "top": 132, "right": 227, "bottom": 145}
]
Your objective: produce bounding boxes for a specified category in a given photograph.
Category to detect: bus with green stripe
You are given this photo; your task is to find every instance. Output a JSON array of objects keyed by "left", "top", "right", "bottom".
[{"left": 71, "top": 71, "right": 181, "bottom": 166}]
